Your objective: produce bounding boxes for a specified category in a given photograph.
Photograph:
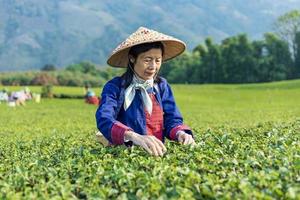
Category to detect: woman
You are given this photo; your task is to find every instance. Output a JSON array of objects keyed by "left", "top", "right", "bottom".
[
  {"left": 84, "top": 84, "right": 100, "bottom": 105},
  {"left": 96, "top": 27, "right": 195, "bottom": 156}
]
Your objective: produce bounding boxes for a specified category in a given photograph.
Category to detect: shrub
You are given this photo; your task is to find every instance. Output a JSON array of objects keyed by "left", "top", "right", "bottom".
[
  {"left": 31, "top": 73, "right": 58, "bottom": 85},
  {"left": 41, "top": 84, "right": 54, "bottom": 98}
]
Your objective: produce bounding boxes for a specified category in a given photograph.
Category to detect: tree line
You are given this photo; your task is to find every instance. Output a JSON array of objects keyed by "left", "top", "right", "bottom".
[
  {"left": 160, "top": 33, "right": 295, "bottom": 83},
  {"left": 0, "top": 62, "right": 124, "bottom": 87},
  {"left": 160, "top": 10, "right": 300, "bottom": 84}
]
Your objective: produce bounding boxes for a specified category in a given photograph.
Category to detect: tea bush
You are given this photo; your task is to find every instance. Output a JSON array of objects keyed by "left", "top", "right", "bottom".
[{"left": 0, "top": 82, "right": 299, "bottom": 199}]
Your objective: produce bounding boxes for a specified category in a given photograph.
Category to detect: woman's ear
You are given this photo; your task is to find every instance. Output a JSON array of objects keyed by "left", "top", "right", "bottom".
[{"left": 128, "top": 55, "right": 135, "bottom": 63}]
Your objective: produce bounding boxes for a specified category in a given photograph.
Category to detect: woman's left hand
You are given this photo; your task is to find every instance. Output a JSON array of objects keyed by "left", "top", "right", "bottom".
[{"left": 177, "top": 131, "right": 196, "bottom": 146}]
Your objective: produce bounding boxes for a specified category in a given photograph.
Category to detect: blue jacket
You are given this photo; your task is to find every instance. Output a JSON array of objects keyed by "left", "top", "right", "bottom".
[{"left": 95, "top": 76, "right": 192, "bottom": 145}]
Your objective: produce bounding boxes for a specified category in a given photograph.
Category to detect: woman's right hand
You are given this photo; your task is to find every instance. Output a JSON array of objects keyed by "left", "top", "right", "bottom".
[{"left": 124, "top": 131, "right": 167, "bottom": 156}]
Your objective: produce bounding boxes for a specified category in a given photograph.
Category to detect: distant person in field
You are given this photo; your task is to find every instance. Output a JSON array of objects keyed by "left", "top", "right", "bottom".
[
  {"left": 0, "top": 89, "right": 9, "bottom": 103},
  {"left": 10, "top": 87, "right": 32, "bottom": 106},
  {"left": 84, "top": 84, "right": 100, "bottom": 105},
  {"left": 95, "top": 27, "right": 195, "bottom": 156}
]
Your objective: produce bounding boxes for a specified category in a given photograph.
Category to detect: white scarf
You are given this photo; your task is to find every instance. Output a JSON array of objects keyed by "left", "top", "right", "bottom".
[{"left": 124, "top": 75, "right": 154, "bottom": 115}]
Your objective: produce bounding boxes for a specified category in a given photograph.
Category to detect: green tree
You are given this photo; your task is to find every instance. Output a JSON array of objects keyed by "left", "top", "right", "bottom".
[
  {"left": 192, "top": 38, "right": 224, "bottom": 83},
  {"left": 41, "top": 64, "right": 56, "bottom": 71},
  {"left": 191, "top": 45, "right": 205, "bottom": 83},
  {"left": 66, "top": 61, "right": 97, "bottom": 74},
  {"left": 221, "top": 36, "right": 240, "bottom": 83},
  {"left": 275, "top": 9, "right": 300, "bottom": 76},
  {"left": 160, "top": 53, "right": 188, "bottom": 83},
  {"left": 264, "top": 33, "right": 292, "bottom": 80},
  {"left": 202, "top": 38, "right": 223, "bottom": 83},
  {"left": 159, "top": 52, "right": 199, "bottom": 84},
  {"left": 221, "top": 34, "right": 257, "bottom": 83},
  {"left": 295, "top": 32, "right": 300, "bottom": 77}
]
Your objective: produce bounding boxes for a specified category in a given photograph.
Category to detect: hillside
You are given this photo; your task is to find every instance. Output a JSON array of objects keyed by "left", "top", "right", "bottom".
[{"left": 0, "top": 0, "right": 300, "bottom": 71}]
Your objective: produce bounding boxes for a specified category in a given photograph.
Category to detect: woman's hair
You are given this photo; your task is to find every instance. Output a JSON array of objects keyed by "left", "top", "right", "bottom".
[{"left": 121, "top": 42, "right": 164, "bottom": 88}]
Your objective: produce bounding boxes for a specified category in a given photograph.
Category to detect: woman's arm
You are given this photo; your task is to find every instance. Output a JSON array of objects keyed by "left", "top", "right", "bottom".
[
  {"left": 95, "top": 78, "right": 132, "bottom": 145},
  {"left": 160, "top": 80, "right": 194, "bottom": 142}
]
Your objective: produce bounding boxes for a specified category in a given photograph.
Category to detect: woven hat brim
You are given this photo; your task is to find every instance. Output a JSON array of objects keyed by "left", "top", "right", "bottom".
[{"left": 107, "top": 39, "right": 186, "bottom": 68}]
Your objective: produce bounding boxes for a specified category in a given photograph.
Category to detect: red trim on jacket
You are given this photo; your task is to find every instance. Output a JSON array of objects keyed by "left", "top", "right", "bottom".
[
  {"left": 169, "top": 124, "right": 192, "bottom": 141},
  {"left": 145, "top": 94, "right": 164, "bottom": 141},
  {"left": 111, "top": 122, "right": 132, "bottom": 145}
]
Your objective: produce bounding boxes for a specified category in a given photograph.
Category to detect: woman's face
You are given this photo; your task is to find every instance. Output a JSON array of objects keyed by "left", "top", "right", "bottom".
[{"left": 132, "top": 48, "right": 162, "bottom": 80}]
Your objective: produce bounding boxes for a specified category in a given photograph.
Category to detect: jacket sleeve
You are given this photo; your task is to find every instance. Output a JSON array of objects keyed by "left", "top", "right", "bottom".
[
  {"left": 160, "top": 79, "right": 193, "bottom": 141},
  {"left": 95, "top": 78, "right": 132, "bottom": 145}
]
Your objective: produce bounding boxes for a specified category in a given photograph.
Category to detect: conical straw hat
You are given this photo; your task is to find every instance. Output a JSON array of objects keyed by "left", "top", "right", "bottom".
[{"left": 107, "top": 27, "right": 186, "bottom": 67}]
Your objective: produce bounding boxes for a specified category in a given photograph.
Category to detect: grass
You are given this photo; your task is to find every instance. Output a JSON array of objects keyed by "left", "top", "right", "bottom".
[{"left": 0, "top": 80, "right": 299, "bottom": 199}]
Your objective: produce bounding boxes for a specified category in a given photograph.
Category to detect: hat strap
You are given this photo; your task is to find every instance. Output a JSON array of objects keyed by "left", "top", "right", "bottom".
[{"left": 128, "top": 62, "right": 140, "bottom": 78}]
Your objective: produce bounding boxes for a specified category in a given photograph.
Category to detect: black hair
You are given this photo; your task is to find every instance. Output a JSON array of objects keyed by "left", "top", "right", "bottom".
[{"left": 121, "top": 42, "right": 164, "bottom": 88}]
